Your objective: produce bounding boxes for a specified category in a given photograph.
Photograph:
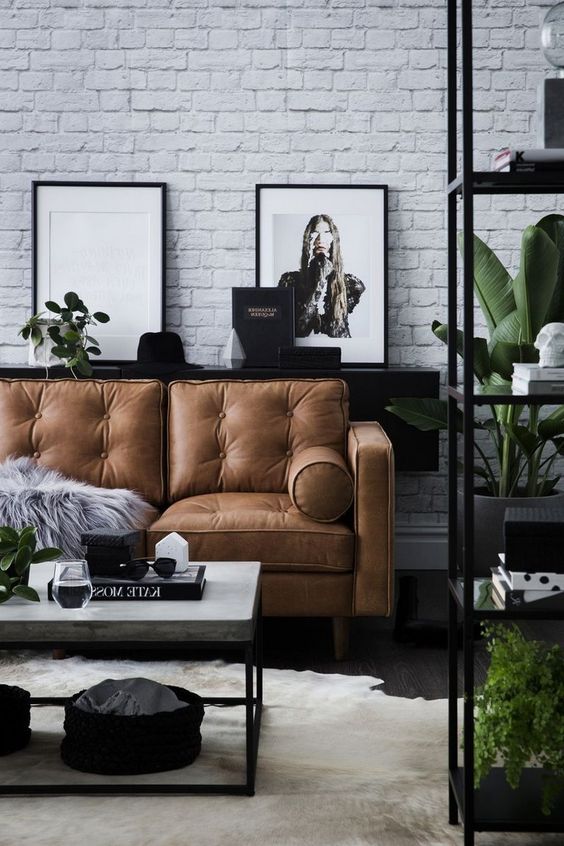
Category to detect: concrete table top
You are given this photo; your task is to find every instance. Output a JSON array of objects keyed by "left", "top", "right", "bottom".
[{"left": 0, "top": 562, "right": 261, "bottom": 644}]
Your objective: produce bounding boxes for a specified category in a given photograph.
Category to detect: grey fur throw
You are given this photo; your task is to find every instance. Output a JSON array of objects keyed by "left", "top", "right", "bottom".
[{"left": 0, "top": 457, "right": 154, "bottom": 558}]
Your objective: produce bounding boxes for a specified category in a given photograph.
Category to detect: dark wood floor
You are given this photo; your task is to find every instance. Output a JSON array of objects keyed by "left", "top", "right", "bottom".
[
  {"left": 263, "top": 570, "right": 564, "bottom": 700},
  {"left": 74, "top": 570, "right": 564, "bottom": 701}
]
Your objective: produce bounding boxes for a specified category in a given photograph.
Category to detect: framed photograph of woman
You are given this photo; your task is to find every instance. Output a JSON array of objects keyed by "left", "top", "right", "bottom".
[{"left": 256, "top": 184, "right": 387, "bottom": 366}]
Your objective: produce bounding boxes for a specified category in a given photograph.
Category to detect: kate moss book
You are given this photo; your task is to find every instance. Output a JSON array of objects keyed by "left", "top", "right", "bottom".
[
  {"left": 48, "top": 565, "right": 207, "bottom": 602},
  {"left": 232, "top": 287, "right": 294, "bottom": 367}
]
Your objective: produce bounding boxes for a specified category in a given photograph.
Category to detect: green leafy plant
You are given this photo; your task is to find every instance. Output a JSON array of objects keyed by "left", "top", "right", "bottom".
[
  {"left": 19, "top": 291, "right": 110, "bottom": 377},
  {"left": 386, "top": 214, "right": 564, "bottom": 497},
  {"left": 474, "top": 624, "right": 564, "bottom": 815},
  {"left": 0, "top": 526, "right": 61, "bottom": 604}
]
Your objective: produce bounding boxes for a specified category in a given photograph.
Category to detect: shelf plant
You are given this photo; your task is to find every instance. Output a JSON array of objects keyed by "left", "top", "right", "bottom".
[
  {"left": 0, "top": 526, "right": 61, "bottom": 604},
  {"left": 387, "top": 214, "right": 564, "bottom": 497},
  {"left": 474, "top": 623, "right": 564, "bottom": 814},
  {"left": 19, "top": 291, "right": 110, "bottom": 377}
]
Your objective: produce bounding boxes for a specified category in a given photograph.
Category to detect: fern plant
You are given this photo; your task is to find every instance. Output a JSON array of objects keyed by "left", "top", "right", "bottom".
[{"left": 474, "top": 624, "right": 564, "bottom": 815}]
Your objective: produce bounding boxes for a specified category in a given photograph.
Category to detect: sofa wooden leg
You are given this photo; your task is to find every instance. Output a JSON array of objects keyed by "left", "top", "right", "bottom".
[
  {"left": 332, "top": 617, "right": 351, "bottom": 661},
  {"left": 52, "top": 649, "right": 66, "bottom": 660}
]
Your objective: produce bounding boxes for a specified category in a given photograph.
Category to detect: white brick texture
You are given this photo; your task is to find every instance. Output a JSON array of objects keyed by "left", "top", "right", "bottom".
[{"left": 0, "top": 0, "right": 558, "bottom": 523}]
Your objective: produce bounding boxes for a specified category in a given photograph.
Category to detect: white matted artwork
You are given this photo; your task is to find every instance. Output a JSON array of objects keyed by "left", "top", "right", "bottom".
[
  {"left": 33, "top": 182, "right": 165, "bottom": 361},
  {"left": 256, "top": 184, "right": 387, "bottom": 365}
]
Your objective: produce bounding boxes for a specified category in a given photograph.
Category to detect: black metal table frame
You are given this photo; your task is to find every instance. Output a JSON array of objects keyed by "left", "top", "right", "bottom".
[{"left": 0, "top": 608, "right": 263, "bottom": 797}]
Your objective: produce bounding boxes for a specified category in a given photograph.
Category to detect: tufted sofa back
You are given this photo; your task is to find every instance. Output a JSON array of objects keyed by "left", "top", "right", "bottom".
[
  {"left": 0, "top": 379, "right": 166, "bottom": 506},
  {"left": 167, "top": 379, "right": 349, "bottom": 500}
]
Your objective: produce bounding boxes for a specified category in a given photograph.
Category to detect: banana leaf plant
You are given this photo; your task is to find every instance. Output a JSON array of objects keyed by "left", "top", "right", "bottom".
[{"left": 386, "top": 214, "right": 564, "bottom": 498}]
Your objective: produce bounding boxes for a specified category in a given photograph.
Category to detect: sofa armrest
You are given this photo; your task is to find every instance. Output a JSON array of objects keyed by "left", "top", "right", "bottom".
[{"left": 347, "top": 421, "right": 394, "bottom": 616}]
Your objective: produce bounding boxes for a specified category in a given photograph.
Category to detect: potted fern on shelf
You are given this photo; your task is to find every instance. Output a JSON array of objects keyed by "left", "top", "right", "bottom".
[
  {"left": 19, "top": 291, "right": 110, "bottom": 377},
  {"left": 474, "top": 624, "right": 564, "bottom": 815},
  {"left": 386, "top": 214, "right": 564, "bottom": 571}
]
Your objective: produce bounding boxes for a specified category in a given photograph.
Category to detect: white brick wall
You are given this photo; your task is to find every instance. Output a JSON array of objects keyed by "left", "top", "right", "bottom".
[{"left": 0, "top": 0, "right": 558, "bottom": 523}]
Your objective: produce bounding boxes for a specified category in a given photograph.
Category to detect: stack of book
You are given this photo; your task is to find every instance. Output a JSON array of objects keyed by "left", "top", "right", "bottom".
[
  {"left": 493, "top": 148, "right": 564, "bottom": 173},
  {"left": 511, "top": 362, "right": 564, "bottom": 395},
  {"left": 491, "top": 556, "right": 564, "bottom": 610}
]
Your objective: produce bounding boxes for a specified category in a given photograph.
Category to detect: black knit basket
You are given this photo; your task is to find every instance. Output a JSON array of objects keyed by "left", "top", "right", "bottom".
[
  {"left": 0, "top": 685, "right": 31, "bottom": 755},
  {"left": 61, "top": 685, "right": 204, "bottom": 775}
]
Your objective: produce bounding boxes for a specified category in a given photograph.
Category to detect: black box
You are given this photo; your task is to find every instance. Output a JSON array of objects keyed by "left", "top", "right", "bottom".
[
  {"left": 278, "top": 346, "right": 341, "bottom": 370},
  {"left": 80, "top": 529, "right": 140, "bottom": 577},
  {"left": 504, "top": 507, "right": 564, "bottom": 572},
  {"left": 232, "top": 287, "right": 294, "bottom": 367}
]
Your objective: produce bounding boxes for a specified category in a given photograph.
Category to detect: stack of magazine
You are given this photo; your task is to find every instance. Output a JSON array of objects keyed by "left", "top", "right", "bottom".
[
  {"left": 511, "top": 363, "right": 564, "bottom": 395},
  {"left": 491, "top": 555, "right": 564, "bottom": 610},
  {"left": 493, "top": 148, "right": 564, "bottom": 173}
]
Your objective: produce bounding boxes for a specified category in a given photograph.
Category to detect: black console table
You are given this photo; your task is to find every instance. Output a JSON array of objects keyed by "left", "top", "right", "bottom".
[{"left": 0, "top": 365, "right": 439, "bottom": 472}]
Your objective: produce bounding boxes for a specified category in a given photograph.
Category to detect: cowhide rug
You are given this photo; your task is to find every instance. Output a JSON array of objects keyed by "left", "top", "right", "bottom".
[{"left": 0, "top": 651, "right": 560, "bottom": 846}]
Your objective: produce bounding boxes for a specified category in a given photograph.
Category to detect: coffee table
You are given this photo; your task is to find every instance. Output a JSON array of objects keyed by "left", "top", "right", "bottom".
[{"left": 0, "top": 561, "right": 262, "bottom": 796}]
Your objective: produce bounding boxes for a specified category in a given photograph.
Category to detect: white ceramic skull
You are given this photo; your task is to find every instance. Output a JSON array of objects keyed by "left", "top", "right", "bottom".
[{"left": 534, "top": 322, "right": 564, "bottom": 367}]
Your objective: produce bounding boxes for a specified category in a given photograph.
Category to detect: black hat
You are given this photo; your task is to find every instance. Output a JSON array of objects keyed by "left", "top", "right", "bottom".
[
  {"left": 121, "top": 332, "right": 202, "bottom": 377},
  {"left": 137, "top": 332, "right": 186, "bottom": 364}
]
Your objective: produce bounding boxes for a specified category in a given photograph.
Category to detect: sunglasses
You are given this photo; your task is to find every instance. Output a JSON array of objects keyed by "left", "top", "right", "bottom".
[{"left": 118, "top": 557, "right": 176, "bottom": 581}]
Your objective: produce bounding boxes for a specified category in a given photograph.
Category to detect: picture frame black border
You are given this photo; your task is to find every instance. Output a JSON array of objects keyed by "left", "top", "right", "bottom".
[
  {"left": 255, "top": 183, "right": 388, "bottom": 368},
  {"left": 32, "top": 180, "right": 167, "bottom": 364}
]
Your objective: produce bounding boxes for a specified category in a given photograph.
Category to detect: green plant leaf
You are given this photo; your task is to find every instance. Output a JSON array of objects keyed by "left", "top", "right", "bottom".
[
  {"left": 0, "top": 552, "right": 16, "bottom": 571},
  {"left": 20, "top": 326, "right": 30, "bottom": 340},
  {"left": 432, "top": 322, "right": 491, "bottom": 382},
  {"left": 44, "top": 300, "right": 61, "bottom": 313},
  {"left": 0, "top": 590, "right": 13, "bottom": 603},
  {"left": 12, "top": 584, "right": 40, "bottom": 603},
  {"left": 93, "top": 311, "right": 110, "bottom": 323},
  {"left": 0, "top": 527, "right": 19, "bottom": 544},
  {"left": 505, "top": 425, "right": 541, "bottom": 458},
  {"left": 64, "top": 291, "right": 80, "bottom": 311},
  {"left": 51, "top": 345, "right": 69, "bottom": 358},
  {"left": 538, "top": 407, "right": 564, "bottom": 439},
  {"left": 61, "top": 310, "right": 73, "bottom": 323},
  {"left": 30, "top": 326, "right": 43, "bottom": 348},
  {"left": 76, "top": 357, "right": 93, "bottom": 376},
  {"left": 14, "top": 545, "right": 32, "bottom": 575},
  {"left": 31, "top": 547, "right": 62, "bottom": 563},
  {"left": 459, "top": 232, "right": 515, "bottom": 334},
  {"left": 0, "top": 541, "right": 15, "bottom": 555},
  {"left": 85, "top": 346, "right": 101, "bottom": 355},
  {"left": 489, "top": 341, "right": 538, "bottom": 382},
  {"left": 0, "top": 571, "right": 11, "bottom": 591},
  {"left": 18, "top": 526, "right": 36, "bottom": 552},
  {"left": 539, "top": 477, "right": 560, "bottom": 496},
  {"left": 385, "top": 397, "right": 464, "bottom": 432},
  {"left": 47, "top": 325, "right": 62, "bottom": 341},
  {"left": 536, "top": 214, "right": 564, "bottom": 324},
  {"left": 85, "top": 335, "right": 99, "bottom": 345},
  {"left": 513, "top": 225, "right": 560, "bottom": 344},
  {"left": 489, "top": 309, "right": 522, "bottom": 349}
]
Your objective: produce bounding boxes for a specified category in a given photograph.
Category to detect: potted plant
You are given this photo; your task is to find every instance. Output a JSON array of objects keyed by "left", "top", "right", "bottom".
[
  {"left": 386, "top": 214, "right": 564, "bottom": 570},
  {"left": 474, "top": 623, "right": 564, "bottom": 815},
  {"left": 19, "top": 291, "right": 110, "bottom": 377},
  {"left": 0, "top": 526, "right": 61, "bottom": 604}
]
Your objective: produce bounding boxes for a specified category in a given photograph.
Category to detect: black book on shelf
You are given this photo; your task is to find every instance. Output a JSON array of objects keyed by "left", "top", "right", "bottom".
[
  {"left": 48, "top": 565, "right": 206, "bottom": 602},
  {"left": 232, "top": 287, "right": 294, "bottom": 367}
]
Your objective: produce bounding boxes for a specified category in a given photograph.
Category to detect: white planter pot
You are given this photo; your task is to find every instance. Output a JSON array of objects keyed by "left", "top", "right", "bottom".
[{"left": 27, "top": 322, "right": 65, "bottom": 368}]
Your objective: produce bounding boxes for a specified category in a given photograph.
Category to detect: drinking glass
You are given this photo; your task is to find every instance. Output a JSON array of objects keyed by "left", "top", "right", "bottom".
[{"left": 52, "top": 560, "right": 93, "bottom": 610}]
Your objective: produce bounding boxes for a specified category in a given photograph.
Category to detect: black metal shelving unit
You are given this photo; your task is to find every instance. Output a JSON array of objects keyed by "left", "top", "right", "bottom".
[{"left": 447, "top": 0, "right": 564, "bottom": 843}]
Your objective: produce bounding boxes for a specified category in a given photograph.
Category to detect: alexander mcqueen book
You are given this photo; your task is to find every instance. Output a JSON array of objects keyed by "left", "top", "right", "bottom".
[
  {"left": 232, "top": 287, "right": 294, "bottom": 367},
  {"left": 48, "top": 565, "right": 206, "bottom": 602}
]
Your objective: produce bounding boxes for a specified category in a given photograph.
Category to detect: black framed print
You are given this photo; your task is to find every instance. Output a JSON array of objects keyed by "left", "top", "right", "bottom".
[
  {"left": 256, "top": 184, "right": 388, "bottom": 366},
  {"left": 32, "top": 181, "right": 166, "bottom": 362}
]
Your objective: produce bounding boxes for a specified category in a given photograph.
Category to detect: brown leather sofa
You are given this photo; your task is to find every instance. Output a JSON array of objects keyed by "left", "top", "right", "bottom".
[{"left": 0, "top": 377, "right": 394, "bottom": 657}]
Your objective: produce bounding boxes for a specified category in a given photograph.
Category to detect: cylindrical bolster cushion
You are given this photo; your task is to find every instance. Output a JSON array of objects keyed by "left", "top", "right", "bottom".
[{"left": 288, "top": 446, "right": 354, "bottom": 522}]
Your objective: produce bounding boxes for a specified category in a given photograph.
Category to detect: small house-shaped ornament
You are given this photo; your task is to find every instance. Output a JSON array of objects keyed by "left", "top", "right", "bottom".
[{"left": 155, "top": 532, "right": 189, "bottom": 573}]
